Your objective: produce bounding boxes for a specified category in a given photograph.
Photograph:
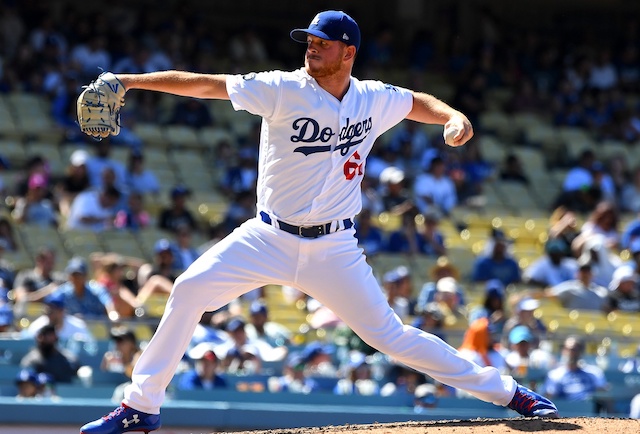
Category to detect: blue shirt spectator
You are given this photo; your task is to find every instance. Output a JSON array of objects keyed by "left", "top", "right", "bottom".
[
  {"left": 55, "top": 258, "right": 112, "bottom": 319},
  {"left": 178, "top": 345, "right": 227, "bottom": 391},
  {"left": 471, "top": 232, "right": 521, "bottom": 286}
]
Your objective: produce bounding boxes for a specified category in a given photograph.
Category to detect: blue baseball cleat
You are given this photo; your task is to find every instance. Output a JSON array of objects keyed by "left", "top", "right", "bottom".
[
  {"left": 80, "top": 404, "right": 161, "bottom": 434},
  {"left": 508, "top": 384, "right": 559, "bottom": 418}
]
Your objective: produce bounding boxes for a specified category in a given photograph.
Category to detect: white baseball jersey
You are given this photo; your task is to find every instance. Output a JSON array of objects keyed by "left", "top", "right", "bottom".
[{"left": 226, "top": 68, "right": 413, "bottom": 225}]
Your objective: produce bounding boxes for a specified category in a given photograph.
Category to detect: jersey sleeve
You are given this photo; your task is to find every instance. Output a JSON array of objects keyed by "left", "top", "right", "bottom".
[
  {"left": 371, "top": 82, "right": 413, "bottom": 134},
  {"left": 226, "top": 71, "right": 282, "bottom": 119}
]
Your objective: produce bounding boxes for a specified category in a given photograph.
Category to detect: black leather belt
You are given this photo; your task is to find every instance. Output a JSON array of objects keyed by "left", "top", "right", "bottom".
[{"left": 260, "top": 211, "right": 353, "bottom": 238}]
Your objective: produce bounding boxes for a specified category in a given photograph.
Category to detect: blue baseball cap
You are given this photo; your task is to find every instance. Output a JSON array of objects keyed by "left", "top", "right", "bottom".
[
  {"left": 249, "top": 300, "right": 268, "bottom": 316},
  {"left": 509, "top": 325, "right": 534, "bottom": 344},
  {"left": 44, "top": 293, "right": 65, "bottom": 309},
  {"left": 65, "top": 257, "right": 87, "bottom": 275},
  {"left": 630, "top": 238, "right": 640, "bottom": 255},
  {"left": 15, "top": 369, "right": 39, "bottom": 385},
  {"left": 485, "top": 279, "right": 505, "bottom": 298},
  {"left": 290, "top": 10, "right": 361, "bottom": 52},
  {"left": 154, "top": 238, "right": 172, "bottom": 254}
]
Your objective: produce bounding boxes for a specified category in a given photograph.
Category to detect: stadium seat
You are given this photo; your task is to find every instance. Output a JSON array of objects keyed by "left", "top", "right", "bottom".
[
  {"left": 165, "top": 125, "right": 201, "bottom": 148},
  {"left": 0, "top": 139, "right": 27, "bottom": 167},
  {"left": 132, "top": 123, "right": 169, "bottom": 148},
  {"left": 26, "top": 141, "right": 65, "bottom": 174}
]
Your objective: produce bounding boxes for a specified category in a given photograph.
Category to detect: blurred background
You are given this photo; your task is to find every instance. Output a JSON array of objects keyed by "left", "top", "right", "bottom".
[{"left": 1, "top": 0, "right": 640, "bottom": 430}]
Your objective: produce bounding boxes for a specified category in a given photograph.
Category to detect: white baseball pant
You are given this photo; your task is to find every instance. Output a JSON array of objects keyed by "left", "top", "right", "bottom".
[{"left": 124, "top": 217, "right": 516, "bottom": 414}]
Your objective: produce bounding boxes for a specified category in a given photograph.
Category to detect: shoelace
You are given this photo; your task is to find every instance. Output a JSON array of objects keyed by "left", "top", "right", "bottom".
[
  {"left": 102, "top": 406, "right": 126, "bottom": 421},
  {"left": 511, "top": 391, "right": 537, "bottom": 413}
]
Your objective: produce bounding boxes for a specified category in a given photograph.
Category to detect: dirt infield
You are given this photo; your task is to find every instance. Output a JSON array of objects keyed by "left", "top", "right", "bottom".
[{"left": 234, "top": 417, "right": 639, "bottom": 434}]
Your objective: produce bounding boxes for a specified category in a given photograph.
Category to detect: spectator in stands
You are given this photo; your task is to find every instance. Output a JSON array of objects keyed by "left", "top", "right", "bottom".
[
  {"left": 12, "top": 173, "right": 58, "bottom": 227},
  {"left": 500, "top": 154, "right": 529, "bottom": 185},
  {"left": 51, "top": 256, "right": 117, "bottom": 320},
  {"left": 70, "top": 34, "right": 111, "bottom": 79},
  {"left": 124, "top": 151, "right": 160, "bottom": 197},
  {"left": 579, "top": 200, "right": 620, "bottom": 250},
  {"left": 22, "top": 292, "right": 93, "bottom": 343},
  {"left": 220, "top": 148, "right": 258, "bottom": 200},
  {"left": 621, "top": 215, "right": 640, "bottom": 251},
  {"left": 413, "top": 156, "right": 457, "bottom": 217},
  {"left": 14, "top": 156, "right": 50, "bottom": 199},
  {"left": 13, "top": 246, "right": 66, "bottom": 313},
  {"left": 58, "top": 149, "right": 91, "bottom": 218},
  {"left": 114, "top": 191, "right": 151, "bottom": 231},
  {"left": 169, "top": 98, "right": 214, "bottom": 128},
  {"left": 543, "top": 335, "right": 608, "bottom": 401},
  {"left": 557, "top": 150, "right": 601, "bottom": 212},
  {"left": 386, "top": 210, "right": 445, "bottom": 256},
  {"left": 0, "top": 217, "right": 18, "bottom": 252},
  {"left": 603, "top": 265, "right": 640, "bottom": 313},
  {"left": 575, "top": 233, "right": 621, "bottom": 287},
  {"left": 432, "top": 276, "right": 467, "bottom": 329},
  {"left": 14, "top": 369, "right": 42, "bottom": 399},
  {"left": 382, "top": 266, "right": 413, "bottom": 321},
  {"left": 539, "top": 258, "right": 608, "bottom": 311},
  {"left": 85, "top": 140, "right": 127, "bottom": 191},
  {"left": 501, "top": 296, "right": 547, "bottom": 348},
  {"left": 379, "top": 363, "right": 429, "bottom": 397},
  {"left": 457, "top": 317, "right": 507, "bottom": 374},
  {"left": 268, "top": 352, "right": 321, "bottom": 394},
  {"left": 20, "top": 324, "right": 78, "bottom": 384},
  {"left": 135, "top": 239, "right": 180, "bottom": 306},
  {"left": 619, "top": 345, "right": 640, "bottom": 374},
  {"left": 0, "top": 239, "right": 15, "bottom": 290},
  {"left": 217, "top": 317, "right": 287, "bottom": 375},
  {"left": 631, "top": 392, "right": 640, "bottom": 419},
  {"left": 333, "top": 351, "right": 379, "bottom": 396},
  {"left": 548, "top": 206, "right": 580, "bottom": 256},
  {"left": 504, "top": 325, "right": 556, "bottom": 377},
  {"left": 412, "top": 301, "right": 447, "bottom": 342},
  {"left": 245, "top": 300, "right": 291, "bottom": 347},
  {"left": 354, "top": 208, "right": 385, "bottom": 257},
  {"left": 228, "top": 28, "right": 269, "bottom": 66},
  {"left": 416, "top": 257, "right": 465, "bottom": 312},
  {"left": 90, "top": 253, "right": 141, "bottom": 320},
  {"left": 178, "top": 343, "right": 227, "bottom": 390},
  {"left": 413, "top": 382, "right": 439, "bottom": 413},
  {"left": 223, "top": 190, "right": 256, "bottom": 232},
  {"left": 101, "top": 326, "right": 142, "bottom": 378},
  {"left": 621, "top": 168, "right": 640, "bottom": 214},
  {"left": 471, "top": 229, "right": 521, "bottom": 286},
  {"left": 66, "top": 186, "right": 122, "bottom": 231},
  {"left": 468, "top": 279, "right": 507, "bottom": 335},
  {"left": 158, "top": 186, "right": 198, "bottom": 234},
  {"left": 300, "top": 340, "right": 338, "bottom": 378},
  {"left": 379, "top": 166, "right": 412, "bottom": 215},
  {"left": 171, "top": 226, "right": 200, "bottom": 272},
  {"left": 522, "top": 238, "right": 578, "bottom": 288}
]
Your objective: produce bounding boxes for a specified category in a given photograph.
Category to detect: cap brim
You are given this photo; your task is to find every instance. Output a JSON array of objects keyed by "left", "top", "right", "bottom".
[{"left": 290, "top": 28, "right": 333, "bottom": 44}]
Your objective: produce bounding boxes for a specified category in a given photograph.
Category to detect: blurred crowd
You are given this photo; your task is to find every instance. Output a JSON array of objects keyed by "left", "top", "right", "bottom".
[{"left": 0, "top": 0, "right": 640, "bottom": 418}]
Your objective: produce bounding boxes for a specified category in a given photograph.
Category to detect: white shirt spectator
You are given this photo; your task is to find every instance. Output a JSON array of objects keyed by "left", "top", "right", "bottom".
[
  {"left": 547, "top": 279, "right": 608, "bottom": 310},
  {"left": 66, "top": 190, "right": 116, "bottom": 231},
  {"left": 127, "top": 170, "right": 160, "bottom": 195},
  {"left": 413, "top": 173, "right": 457, "bottom": 215},
  {"left": 87, "top": 156, "right": 127, "bottom": 191},
  {"left": 23, "top": 314, "right": 93, "bottom": 342},
  {"left": 523, "top": 256, "right": 578, "bottom": 287}
]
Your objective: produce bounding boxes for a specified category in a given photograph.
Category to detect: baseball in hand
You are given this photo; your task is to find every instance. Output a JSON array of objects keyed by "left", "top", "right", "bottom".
[{"left": 443, "top": 125, "right": 460, "bottom": 146}]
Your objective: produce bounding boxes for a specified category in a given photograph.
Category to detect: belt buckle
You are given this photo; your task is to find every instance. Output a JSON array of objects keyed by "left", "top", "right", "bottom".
[{"left": 298, "top": 225, "right": 325, "bottom": 238}]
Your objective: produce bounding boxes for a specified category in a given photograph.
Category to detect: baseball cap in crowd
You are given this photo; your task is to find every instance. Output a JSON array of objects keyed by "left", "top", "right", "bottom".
[
  {"left": 43, "top": 293, "right": 65, "bottom": 310},
  {"left": 301, "top": 340, "right": 335, "bottom": 363},
  {"left": 436, "top": 276, "right": 458, "bottom": 294},
  {"left": 509, "top": 325, "right": 534, "bottom": 345},
  {"left": 65, "top": 257, "right": 88, "bottom": 275},
  {"left": 249, "top": 300, "right": 268, "bottom": 316},
  {"left": 290, "top": 10, "right": 361, "bottom": 52},
  {"left": 110, "top": 326, "right": 137, "bottom": 343},
  {"left": 15, "top": 369, "right": 39, "bottom": 386},
  {"left": 28, "top": 173, "right": 47, "bottom": 190},
  {"left": 629, "top": 238, "right": 640, "bottom": 255},
  {"left": 379, "top": 167, "right": 405, "bottom": 185},
  {"left": 286, "top": 352, "right": 305, "bottom": 370},
  {"left": 188, "top": 342, "right": 219, "bottom": 361},
  {"left": 170, "top": 185, "right": 191, "bottom": 199},
  {"left": 226, "top": 317, "right": 246, "bottom": 333},
  {"left": 70, "top": 149, "right": 89, "bottom": 167},
  {"left": 517, "top": 297, "right": 540, "bottom": 312},
  {"left": 545, "top": 238, "right": 567, "bottom": 254},
  {"left": 485, "top": 279, "right": 505, "bottom": 298},
  {"left": 414, "top": 382, "right": 438, "bottom": 406},
  {"left": 608, "top": 265, "right": 638, "bottom": 291},
  {"left": 154, "top": 238, "right": 172, "bottom": 254},
  {"left": 383, "top": 266, "right": 410, "bottom": 284}
]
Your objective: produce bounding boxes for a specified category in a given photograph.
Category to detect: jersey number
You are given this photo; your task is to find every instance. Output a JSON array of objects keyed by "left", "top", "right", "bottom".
[{"left": 343, "top": 151, "right": 364, "bottom": 180}]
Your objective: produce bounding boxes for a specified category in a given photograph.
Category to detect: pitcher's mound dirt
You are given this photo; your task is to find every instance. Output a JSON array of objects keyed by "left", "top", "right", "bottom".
[{"left": 232, "top": 417, "right": 639, "bottom": 434}]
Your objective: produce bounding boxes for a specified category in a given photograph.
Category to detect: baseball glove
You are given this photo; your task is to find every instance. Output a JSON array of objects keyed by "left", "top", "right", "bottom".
[{"left": 76, "top": 71, "right": 126, "bottom": 139}]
